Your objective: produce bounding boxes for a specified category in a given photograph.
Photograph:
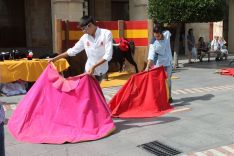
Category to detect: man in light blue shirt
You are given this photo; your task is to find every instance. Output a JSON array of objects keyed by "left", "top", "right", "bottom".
[
  {"left": 150, "top": 37, "right": 158, "bottom": 64},
  {"left": 145, "top": 26, "right": 173, "bottom": 103}
]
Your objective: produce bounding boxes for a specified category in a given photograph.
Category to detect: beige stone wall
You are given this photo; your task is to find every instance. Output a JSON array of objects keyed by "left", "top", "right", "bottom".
[
  {"left": 51, "top": 0, "right": 84, "bottom": 52},
  {"left": 186, "top": 23, "right": 210, "bottom": 44},
  {"left": 213, "top": 21, "right": 223, "bottom": 38},
  {"left": 185, "top": 23, "right": 210, "bottom": 55},
  {"left": 129, "top": 0, "right": 148, "bottom": 20},
  {"left": 228, "top": 0, "right": 234, "bottom": 53},
  {"left": 52, "top": 0, "right": 83, "bottom": 21}
]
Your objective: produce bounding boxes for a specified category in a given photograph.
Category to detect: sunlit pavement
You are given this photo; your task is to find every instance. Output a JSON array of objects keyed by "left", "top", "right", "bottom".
[{"left": 1, "top": 57, "right": 234, "bottom": 156}]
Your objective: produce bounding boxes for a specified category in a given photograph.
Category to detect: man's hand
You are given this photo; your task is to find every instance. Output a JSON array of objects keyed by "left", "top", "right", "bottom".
[
  {"left": 87, "top": 66, "right": 95, "bottom": 75},
  {"left": 144, "top": 66, "right": 150, "bottom": 72},
  {"left": 48, "top": 58, "right": 56, "bottom": 63},
  {"left": 88, "top": 58, "right": 106, "bottom": 75},
  {"left": 48, "top": 52, "right": 68, "bottom": 63},
  {"left": 144, "top": 60, "right": 154, "bottom": 72}
]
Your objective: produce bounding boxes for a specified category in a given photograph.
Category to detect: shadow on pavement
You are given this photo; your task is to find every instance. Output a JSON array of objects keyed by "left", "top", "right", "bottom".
[
  {"left": 173, "top": 67, "right": 188, "bottom": 73},
  {"left": 183, "top": 59, "right": 234, "bottom": 69},
  {"left": 172, "top": 94, "right": 214, "bottom": 107}
]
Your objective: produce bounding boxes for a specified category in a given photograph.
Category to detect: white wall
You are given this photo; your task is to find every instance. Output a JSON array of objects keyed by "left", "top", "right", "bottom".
[{"left": 213, "top": 21, "right": 223, "bottom": 38}]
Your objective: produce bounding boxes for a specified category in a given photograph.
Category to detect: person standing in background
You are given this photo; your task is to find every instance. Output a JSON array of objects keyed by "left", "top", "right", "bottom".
[
  {"left": 197, "top": 37, "right": 209, "bottom": 62},
  {"left": 187, "top": 28, "right": 195, "bottom": 63}
]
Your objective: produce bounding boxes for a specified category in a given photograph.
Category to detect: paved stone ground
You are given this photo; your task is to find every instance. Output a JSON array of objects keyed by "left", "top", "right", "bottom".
[{"left": 1, "top": 56, "right": 234, "bottom": 156}]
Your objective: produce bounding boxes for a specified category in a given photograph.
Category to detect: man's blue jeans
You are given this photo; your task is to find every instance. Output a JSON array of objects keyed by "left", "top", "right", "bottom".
[{"left": 0, "top": 122, "right": 5, "bottom": 156}]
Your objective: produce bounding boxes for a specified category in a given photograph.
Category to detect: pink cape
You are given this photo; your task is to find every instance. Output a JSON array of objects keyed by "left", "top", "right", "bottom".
[
  {"left": 109, "top": 66, "right": 173, "bottom": 118},
  {"left": 7, "top": 64, "right": 115, "bottom": 144}
]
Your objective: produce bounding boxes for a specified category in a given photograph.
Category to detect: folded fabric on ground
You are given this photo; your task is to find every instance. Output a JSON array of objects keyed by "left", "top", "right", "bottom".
[
  {"left": 220, "top": 68, "right": 234, "bottom": 76},
  {"left": 109, "top": 66, "right": 173, "bottom": 118},
  {"left": 0, "top": 81, "right": 26, "bottom": 96},
  {"left": 7, "top": 64, "right": 115, "bottom": 144}
]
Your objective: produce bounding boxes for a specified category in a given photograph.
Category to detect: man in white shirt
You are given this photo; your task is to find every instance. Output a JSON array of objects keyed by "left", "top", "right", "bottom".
[
  {"left": 50, "top": 16, "right": 113, "bottom": 82},
  {"left": 145, "top": 26, "right": 173, "bottom": 103},
  {"left": 211, "top": 36, "right": 220, "bottom": 51}
]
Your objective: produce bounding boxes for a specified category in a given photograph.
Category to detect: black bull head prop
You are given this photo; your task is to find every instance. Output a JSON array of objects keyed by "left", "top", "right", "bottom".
[{"left": 110, "top": 39, "right": 139, "bottom": 73}]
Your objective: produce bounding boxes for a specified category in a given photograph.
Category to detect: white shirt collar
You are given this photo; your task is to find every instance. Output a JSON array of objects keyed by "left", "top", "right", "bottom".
[{"left": 92, "top": 27, "right": 100, "bottom": 40}]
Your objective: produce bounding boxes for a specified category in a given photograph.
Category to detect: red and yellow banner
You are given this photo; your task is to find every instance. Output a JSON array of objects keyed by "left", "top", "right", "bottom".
[
  {"left": 61, "top": 20, "right": 149, "bottom": 49},
  {"left": 124, "top": 21, "right": 148, "bottom": 46},
  {"left": 96, "top": 21, "right": 119, "bottom": 39}
]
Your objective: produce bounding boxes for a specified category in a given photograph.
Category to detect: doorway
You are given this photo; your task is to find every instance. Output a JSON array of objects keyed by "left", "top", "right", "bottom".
[
  {"left": 0, "top": 0, "right": 26, "bottom": 47},
  {"left": 111, "top": 0, "right": 129, "bottom": 21}
]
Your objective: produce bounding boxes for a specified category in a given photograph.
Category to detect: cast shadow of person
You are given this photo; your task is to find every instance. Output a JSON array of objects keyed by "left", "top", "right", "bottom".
[
  {"left": 113, "top": 116, "right": 180, "bottom": 134},
  {"left": 172, "top": 94, "right": 214, "bottom": 107}
]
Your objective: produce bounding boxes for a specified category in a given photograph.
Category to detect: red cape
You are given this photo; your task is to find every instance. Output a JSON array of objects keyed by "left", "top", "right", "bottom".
[
  {"left": 109, "top": 66, "right": 173, "bottom": 118},
  {"left": 220, "top": 68, "right": 234, "bottom": 76}
]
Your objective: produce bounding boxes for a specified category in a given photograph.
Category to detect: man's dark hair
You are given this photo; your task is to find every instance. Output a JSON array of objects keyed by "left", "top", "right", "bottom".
[
  {"left": 79, "top": 16, "right": 95, "bottom": 27},
  {"left": 153, "top": 26, "right": 163, "bottom": 34}
]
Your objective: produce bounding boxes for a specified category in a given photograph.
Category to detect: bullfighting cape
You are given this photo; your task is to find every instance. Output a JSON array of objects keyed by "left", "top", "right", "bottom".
[
  {"left": 109, "top": 66, "right": 173, "bottom": 118},
  {"left": 7, "top": 64, "right": 115, "bottom": 144},
  {"left": 220, "top": 68, "right": 234, "bottom": 76}
]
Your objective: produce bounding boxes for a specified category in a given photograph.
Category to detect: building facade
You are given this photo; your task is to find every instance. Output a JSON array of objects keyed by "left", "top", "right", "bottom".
[
  {"left": 228, "top": 0, "right": 234, "bottom": 53},
  {"left": 0, "top": 0, "right": 231, "bottom": 56},
  {"left": 50, "top": 0, "right": 230, "bottom": 54},
  {"left": 0, "top": 0, "right": 52, "bottom": 54}
]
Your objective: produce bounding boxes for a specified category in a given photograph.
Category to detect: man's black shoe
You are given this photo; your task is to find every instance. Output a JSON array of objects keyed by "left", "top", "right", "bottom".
[{"left": 169, "top": 97, "right": 173, "bottom": 103}]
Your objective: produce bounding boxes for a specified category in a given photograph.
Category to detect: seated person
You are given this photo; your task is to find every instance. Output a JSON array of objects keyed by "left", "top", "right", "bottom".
[
  {"left": 197, "top": 37, "right": 209, "bottom": 61},
  {"left": 218, "top": 37, "right": 228, "bottom": 60},
  {"left": 211, "top": 36, "right": 222, "bottom": 61}
]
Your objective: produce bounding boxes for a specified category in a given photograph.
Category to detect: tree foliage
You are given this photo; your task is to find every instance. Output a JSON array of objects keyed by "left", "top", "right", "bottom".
[{"left": 148, "top": 0, "right": 226, "bottom": 23}]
